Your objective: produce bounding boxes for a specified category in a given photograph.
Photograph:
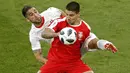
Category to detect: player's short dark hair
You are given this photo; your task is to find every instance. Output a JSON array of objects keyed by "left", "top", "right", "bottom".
[
  {"left": 66, "top": 1, "right": 80, "bottom": 13},
  {"left": 22, "top": 5, "right": 33, "bottom": 17}
]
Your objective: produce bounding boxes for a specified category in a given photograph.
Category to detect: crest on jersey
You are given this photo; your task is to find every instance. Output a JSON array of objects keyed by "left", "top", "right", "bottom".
[{"left": 78, "top": 32, "right": 83, "bottom": 40}]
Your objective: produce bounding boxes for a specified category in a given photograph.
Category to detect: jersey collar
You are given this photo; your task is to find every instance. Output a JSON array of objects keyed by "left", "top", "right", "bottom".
[{"left": 35, "top": 17, "right": 44, "bottom": 28}]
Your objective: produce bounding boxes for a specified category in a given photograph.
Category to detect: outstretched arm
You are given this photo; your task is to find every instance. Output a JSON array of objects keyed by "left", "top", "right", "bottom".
[
  {"left": 42, "top": 19, "right": 60, "bottom": 39},
  {"left": 41, "top": 28, "right": 59, "bottom": 39},
  {"left": 85, "top": 33, "right": 118, "bottom": 53}
]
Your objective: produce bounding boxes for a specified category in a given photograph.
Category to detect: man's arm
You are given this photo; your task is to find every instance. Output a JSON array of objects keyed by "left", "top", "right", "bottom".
[
  {"left": 85, "top": 33, "right": 118, "bottom": 53},
  {"left": 42, "top": 18, "right": 59, "bottom": 39},
  {"left": 41, "top": 28, "right": 59, "bottom": 39},
  {"left": 29, "top": 34, "right": 48, "bottom": 64},
  {"left": 33, "top": 49, "right": 48, "bottom": 64}
]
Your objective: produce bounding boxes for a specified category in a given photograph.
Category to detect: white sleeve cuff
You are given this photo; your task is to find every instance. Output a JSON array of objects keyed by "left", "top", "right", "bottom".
[
  {"left": 97, "top": 40, "right": 111, "bottom": 50},
  {"left": 83, "top": 32, "right": 98, "bottom": 48}
]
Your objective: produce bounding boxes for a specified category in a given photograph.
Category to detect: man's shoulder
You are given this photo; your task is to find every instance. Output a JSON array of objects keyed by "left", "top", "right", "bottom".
[
  {"left": 40, "top": 7, "right": 60, "bottom": 17},
  {"left": 54, "top": 17, "right": 67, "bottom": 26},
  {"left": 50, "top": 17, "right": 66, "bottom": 26},
  {"left": 56, "top": 17, "right": 66, "bottom": 23},
  {"left": 29, "top": 25, "right": 38, "bottom": 36},
  {"left": 81, "top": 20, "right": 91, "bottom": 30}
]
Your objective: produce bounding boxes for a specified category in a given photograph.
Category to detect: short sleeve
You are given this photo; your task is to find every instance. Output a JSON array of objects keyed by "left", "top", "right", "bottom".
[
  {"left": 47, "top": 19, "right": 59, "bottom": 32},
  {"left": 29, "top": 34, "right": 41, "bottom": 51},
  {"left": 40, "top": 7, "right": 62, "bottom": 20}
]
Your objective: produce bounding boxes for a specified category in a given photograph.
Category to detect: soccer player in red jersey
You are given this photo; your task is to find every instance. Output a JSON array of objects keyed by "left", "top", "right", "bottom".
[
  {"left": 38, "top": 1, "right": 118, "bottom": 73},
  {"left": 21, "top": 5, "right": 98, "bottom": 66}
]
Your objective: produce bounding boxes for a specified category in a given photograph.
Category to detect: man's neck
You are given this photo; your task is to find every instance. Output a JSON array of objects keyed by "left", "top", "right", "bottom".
[
  {"left": 70, "top": 18, "right": 81, "bottom": 26},
  {"left": 75, "top": 18, "right": 81, "bottom": 25},
  {"left": 34, "top": 17, "right": 42, "bottom": 27}
]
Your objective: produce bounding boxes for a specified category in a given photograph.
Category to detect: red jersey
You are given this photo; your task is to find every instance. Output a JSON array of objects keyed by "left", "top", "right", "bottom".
[{"left": 47, "top": 17, "right": 91, "bottom": 63}]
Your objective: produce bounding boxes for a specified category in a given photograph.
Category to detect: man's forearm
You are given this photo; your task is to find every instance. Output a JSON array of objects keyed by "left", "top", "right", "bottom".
[
  {"left": 37, "top": 56, "right": 48, "bottom": 64},
  {"left": 41, "top": 28, "right": 59, "bottom": 39},
  {"left": 33, "top": 49, "right": 48, "bottom": 64},
  {"left": 42, "top": 32, "right": 58, "bottom": 39}
]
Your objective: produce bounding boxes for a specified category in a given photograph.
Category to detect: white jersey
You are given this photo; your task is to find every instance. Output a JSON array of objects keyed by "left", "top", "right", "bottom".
[{"left": 29, "top": 7, "right": 62, "bottom": 51}]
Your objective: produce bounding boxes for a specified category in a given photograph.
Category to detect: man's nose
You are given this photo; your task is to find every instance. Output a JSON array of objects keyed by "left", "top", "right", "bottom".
[{"left": 34, "top": 13, "right": 38, "bottom": 17}]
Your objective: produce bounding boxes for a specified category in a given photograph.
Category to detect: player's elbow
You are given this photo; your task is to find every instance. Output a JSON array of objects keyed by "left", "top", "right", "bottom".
[
  {"left": 34, "top": 54, "right": 41, "bottom": 61},
  {"left": 88, "top": 38, "right": 99, "bottom": 49}
]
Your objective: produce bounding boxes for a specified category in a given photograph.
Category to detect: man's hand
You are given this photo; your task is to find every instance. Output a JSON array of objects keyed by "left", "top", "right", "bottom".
[
  {"left": 105, "top": 43, "right": 118, "bottom": 53},
  {"left": 34, "top": 49, "right": 48, "bottom": 64},
  {"left": 42, "top": 57, "right": 48, "bottom": 64}
]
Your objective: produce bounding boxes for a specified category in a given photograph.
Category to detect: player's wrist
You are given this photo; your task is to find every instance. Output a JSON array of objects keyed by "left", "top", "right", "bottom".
[
  {"left": 53, "top": 32, "right": 59, "bottom": 37},
  {"left": 41, "top": 57, "right": 48, "bottom": 64},
  {"left": 97, "top": 40, "right": 111, "bottom": 50}
]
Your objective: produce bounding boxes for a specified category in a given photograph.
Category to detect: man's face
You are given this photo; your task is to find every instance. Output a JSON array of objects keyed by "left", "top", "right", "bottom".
[
  {"left": 65, "top": 10, "right": 80, "bottom": 25},
  {"left": 26, "top": 7, "right": 41, "bottom": 24}
]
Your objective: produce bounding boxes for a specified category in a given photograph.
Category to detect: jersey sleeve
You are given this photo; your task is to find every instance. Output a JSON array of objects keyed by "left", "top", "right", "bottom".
[
  {"left": 82, "top": 21, "right": 91, "bottom": 31},
  {"left": 46, "top": 7, "right": 62, "bottom": 20},
  {"left": 83, "top": 32, "right": 98, "bottom": 49},
  {"left": 47, "top": 19, "right": 59, "bottom": 32},
  {"left": 29, "top": 34, "right": 41, "bottom": 51},
  {"left": 40, "top": 7, "right": 62, "bottom": 21}
]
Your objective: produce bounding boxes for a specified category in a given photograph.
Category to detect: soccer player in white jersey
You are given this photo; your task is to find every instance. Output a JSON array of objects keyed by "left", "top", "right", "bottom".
[{"left": 22, "top": 5, "right": 66, "bottom": 64}]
